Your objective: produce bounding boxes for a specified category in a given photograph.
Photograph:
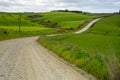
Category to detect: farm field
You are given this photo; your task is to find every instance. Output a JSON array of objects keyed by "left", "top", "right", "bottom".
[
  {"left": 0, "top": 12, "right": 96, "bottom": 41},
  {"left": 29, "top": 12, "right": 96, "bottom": 29},
  {"left": 0, "top": 13, "right": 40, "bottom": 27},
  {"left": 0, "top": 13, "right": 51, "bottom": 40},
  {"left": 39, "top": 15, "right": 120, "bottom": 80}
]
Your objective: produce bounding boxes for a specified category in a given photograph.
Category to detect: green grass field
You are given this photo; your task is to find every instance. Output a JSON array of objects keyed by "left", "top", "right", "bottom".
[
  {"left": 0, "top": 13, "right": 40, "bottom": 26},
  {"left": 0, "top": 13, "right": 56, "bottom": 40},
  {"left": 0, "top": 12, "right": 95, "bottom": 40},
  {"left": 39, "top": 15, "right": 120, "bottom": 80},
  {"left": 30, "top": 12, "right": 96, "bottom": 29}
]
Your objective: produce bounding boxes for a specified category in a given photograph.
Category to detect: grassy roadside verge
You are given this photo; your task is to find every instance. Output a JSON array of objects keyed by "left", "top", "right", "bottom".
[
  {"left": 0, "top": 28, "right": 57, "bottom": 41},
  {"left": 38, "top": 34, "right": 109, "bottom": 80}
]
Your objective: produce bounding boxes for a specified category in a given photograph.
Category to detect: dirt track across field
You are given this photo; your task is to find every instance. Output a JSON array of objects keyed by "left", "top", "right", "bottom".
[{"left": 75, "top": 18, "right": 101, "bottom": 34}]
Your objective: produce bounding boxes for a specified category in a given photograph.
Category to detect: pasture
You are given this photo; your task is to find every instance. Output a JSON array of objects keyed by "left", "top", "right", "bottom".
[
  {"left": 29, "top": 12, "right": 96, "bottom": 29},
  {"left": 0, "top": 12, "right": 95, "bottom": 40}
]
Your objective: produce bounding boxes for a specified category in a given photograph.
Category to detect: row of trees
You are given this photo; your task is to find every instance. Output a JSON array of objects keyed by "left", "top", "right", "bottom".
[
  {"left": 52, "top": 9, "right": 120, "bottom": 14},
  {"left": 51, "top": 9, "right": 90, "bottom": 14}
]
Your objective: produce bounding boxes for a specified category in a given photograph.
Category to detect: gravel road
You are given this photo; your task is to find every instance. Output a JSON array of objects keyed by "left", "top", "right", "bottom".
[
  {"left": 0, "top": 37, "right": 96, "bottom": 80},
  {"left": 75, "top": 18, "right": 102, "bottom": 34}
]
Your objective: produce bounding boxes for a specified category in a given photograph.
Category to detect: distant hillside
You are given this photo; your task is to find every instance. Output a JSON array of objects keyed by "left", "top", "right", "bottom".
[
  {"left": 28, "top": 12, "right": 96, "bottom": 30},
  {"left": 0, "top": 13, "right": 41, "bottom": 27}
]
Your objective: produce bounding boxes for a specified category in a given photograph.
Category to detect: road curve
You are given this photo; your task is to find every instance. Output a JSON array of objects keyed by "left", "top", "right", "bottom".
[
  {"left": 75, "top": 18, "right": 102, "bottom": 34},
  {"left": 0, "top": 37, "right": 96, "bottom": 80},
  {"left": 46, "top": 18, "right": 102, "bottom": 37}
]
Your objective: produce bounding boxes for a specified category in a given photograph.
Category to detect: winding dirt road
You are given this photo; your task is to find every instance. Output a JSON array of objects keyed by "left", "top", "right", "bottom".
[{"left": 0, "top": 18, "right": 101, "bottom": 80}]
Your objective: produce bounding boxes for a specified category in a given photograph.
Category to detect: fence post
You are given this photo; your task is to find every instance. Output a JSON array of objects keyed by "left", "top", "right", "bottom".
[{"left": 19, "top": 13, "right": 22, "bottom": 32}]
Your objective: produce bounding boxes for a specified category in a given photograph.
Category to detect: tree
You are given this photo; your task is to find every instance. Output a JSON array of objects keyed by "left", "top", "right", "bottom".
[{"left": 65, "top": 9, "right": 69, "bottom": 12}]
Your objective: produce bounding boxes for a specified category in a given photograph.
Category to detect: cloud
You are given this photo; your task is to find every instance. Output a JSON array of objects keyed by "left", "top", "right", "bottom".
[
  {"left": 0, "top": 0, "right": 24, "bottom": 7},
  {"left": 0, "top": 0, "right": 119, "bottom": 13}
]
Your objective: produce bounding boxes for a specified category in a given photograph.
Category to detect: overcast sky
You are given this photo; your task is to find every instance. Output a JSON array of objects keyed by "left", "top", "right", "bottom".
[{"left": 0, "top": 0, "right": 120, "bottom": 13}]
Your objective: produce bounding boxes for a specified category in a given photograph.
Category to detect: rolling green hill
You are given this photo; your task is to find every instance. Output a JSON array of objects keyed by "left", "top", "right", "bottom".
[
  {"left": 0, "top": 12, "right": 96, "bottom": 40},
  {"left": 39, "top": 15, "right": 120, "bottom": 80},
  {"left": 30, "top": 12, "right": 96, "bottom": 29},
  {"left": 88, "top": 15, "right": 120, "bottom": 36},
  {"left": 0, "top": 13, "right": 57, "bottom": 40},
  {"left": 0, "top": 12, "right": 96, "bottom": 31},
  {"left": 0, "top": 13, "right": 40, "bottom": 27}
]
